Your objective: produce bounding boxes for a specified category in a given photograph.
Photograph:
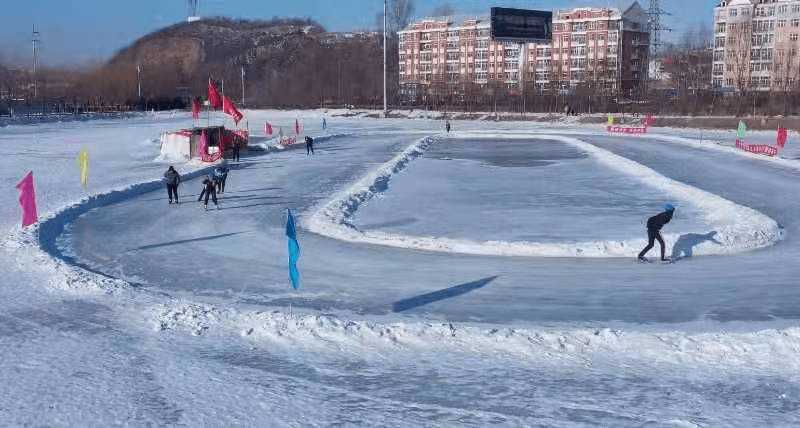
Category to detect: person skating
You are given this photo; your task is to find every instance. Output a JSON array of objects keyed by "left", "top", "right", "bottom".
[
  {"left": 638, "top": 204, "right": 675, "bottom": 262},
  {"left": 197, "top": 173, "right": 214, "bottom": 202},
  {"left": 445, "top": 120, "right": 451, "bottom": 133},
  {"left": 305, "top": 136, "right": 314, "bottom": 155},
  {"left": 164, "top": 166, "right": 181, "bottom": 204},
  {"left": 200, "top": 176, "right": 218, "bottom": 209},
  {"left": 232, "top": 144, "right": 241, "bottom": 162},
  {"left": 213, "top": 166, "right": 229, "bottom": 193}
]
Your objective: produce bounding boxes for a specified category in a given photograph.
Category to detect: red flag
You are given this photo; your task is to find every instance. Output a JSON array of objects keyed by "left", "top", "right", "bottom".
[
  {"left": 295, "top": 118, "right": 300, "bottom": 136},
  {"left": 192, "top": 97, "right": 200, "bottom": 120},
  {"left": 207, "top": 80, "right": 223, "bottom": 110},
  {"left": 265, "top": 120, "right": 273, "bottom": 136},
  {"left": 777, "top": 128, "right": 788, "bottom": 148},
  {"left": 16, "top": 171, "right": 38, "bottom": 227},
  {"left": 222, "top": 95, "right": 243, "bottom": 125}
]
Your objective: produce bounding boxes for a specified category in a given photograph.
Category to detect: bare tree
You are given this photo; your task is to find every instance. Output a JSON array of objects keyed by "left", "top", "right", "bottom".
[
  {"left": 725, "top": 22, "right": 752, "bottom": 114},
  {"left": 430, "top": 4, "right": 454, "bottom": 17},
  {"left": 377, "top": 0, "right": 416, "bottom": 35}
]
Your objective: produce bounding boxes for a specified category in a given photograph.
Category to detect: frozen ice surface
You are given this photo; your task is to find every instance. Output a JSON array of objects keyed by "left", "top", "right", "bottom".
[{"left": 0, "top": 111, "right": 799, "bottom": 426}]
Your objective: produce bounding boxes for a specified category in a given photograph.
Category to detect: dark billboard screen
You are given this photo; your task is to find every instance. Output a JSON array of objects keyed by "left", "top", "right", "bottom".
[{"left": 490, "top": 7, "right": 552, "bottom": 42}]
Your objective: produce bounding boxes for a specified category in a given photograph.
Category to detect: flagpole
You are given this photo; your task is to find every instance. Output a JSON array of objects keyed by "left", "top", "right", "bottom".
[{"left": 383, "top": 0, "right": 387, "bottom": 117}]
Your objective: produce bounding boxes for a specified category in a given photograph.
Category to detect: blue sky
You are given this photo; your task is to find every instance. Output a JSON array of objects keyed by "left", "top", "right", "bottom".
[{"left": 0, "top": 0, "right": 719, "bottom": 68}]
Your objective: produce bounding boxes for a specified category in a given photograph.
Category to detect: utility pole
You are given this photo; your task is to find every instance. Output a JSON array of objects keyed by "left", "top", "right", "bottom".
[
  {"left": 383, "top": 0, "right": 388, "bottom": 116},
  {"left": 136, "top": 64, "right": 142, "bottom": 98},
  {"left": 32, "top": 25, "right": 40, "bottom": 99},
  {"left": 241, "top": 65, "right": 245, "bottom": 106}
]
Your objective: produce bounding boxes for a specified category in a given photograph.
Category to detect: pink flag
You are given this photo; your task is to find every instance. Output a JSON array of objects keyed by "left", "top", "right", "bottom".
[
  {"left": 265, "top": 120, "right": 273, "bottom": 136},
  {"left": 192, "top": 97, "right": 201, "bottom": 120},
  {"left": 777, "top": 128, "right": 788, "bottom": 149},
  {"left": 222, "top": 95, "right": 243, "bottom": 125},
  {"left": 207, "top": 80, "right": 223, "bottom": 110},
  {"left": 16, "top": 171, "right": 38, "bottom": 227},
  {"left": 295, "top": 118, "right": 300, "bottom": 136}
]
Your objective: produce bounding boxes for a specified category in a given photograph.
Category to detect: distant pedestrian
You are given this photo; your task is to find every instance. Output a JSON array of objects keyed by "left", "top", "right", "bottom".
[
  {"left": 305, "top": 136, "right": 314, "bottom": 155},
  {"left": 232, "top": 144, "right": 241, "bottom": 162},
  {"left": 322, "top": 117, "right": 327, "bottom": 129},
  {"left": 638, "top": 204, "right": 675, "bottom": 262},
  {"left": 445, "top": 120, "right": 451, "bottom": 133},
  {"left": 164, "top": 166, "right": 181, "bottom": 204},
  {"left": 199, "top": 176, "right": 218, "bottom": 208}
]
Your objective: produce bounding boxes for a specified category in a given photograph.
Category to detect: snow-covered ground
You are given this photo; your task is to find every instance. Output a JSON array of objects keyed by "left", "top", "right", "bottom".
[{"left": 1, "top": 110, "right": 800, "bottom": 426}]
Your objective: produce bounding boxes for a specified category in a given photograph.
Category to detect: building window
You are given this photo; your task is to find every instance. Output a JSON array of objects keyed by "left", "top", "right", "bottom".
[
  {"left": 779, "top": 4, "right": 788, "bottom": 14},
  {"left": 729, "top": 8, "right": 738, "bottom": 17},
  {"left": 793, "top": 19, "right": 800, "bottom": 27},
  {"left": 792, "top": 33, "right": 800, "bottom": 41}
]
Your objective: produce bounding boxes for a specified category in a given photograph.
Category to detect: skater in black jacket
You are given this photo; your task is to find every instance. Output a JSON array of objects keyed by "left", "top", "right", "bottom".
[
  {"left": 164, "top": 166, "right": 181, "bottom": 204},
  {"left": 638, "top": 204, "right": 675, "bottom": 262},
  {"left": 305, "top": 136, "right": 314, "bottom": 155}
]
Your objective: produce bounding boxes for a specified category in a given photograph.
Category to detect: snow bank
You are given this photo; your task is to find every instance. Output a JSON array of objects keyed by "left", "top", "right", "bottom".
[
  {"left": 306, "top": 132, "right": 783, "bottom": 257},
  {"left": 2, "top": 160, "right": 216, "bottom": 294},
  {"left": 152, "top": 301, "right": 800, "bottom": 372}
]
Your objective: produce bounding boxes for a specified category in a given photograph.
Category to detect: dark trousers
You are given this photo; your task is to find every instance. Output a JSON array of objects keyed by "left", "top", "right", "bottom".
[
  {"left": 638, "top": 228, "right": 665, "bottom": 260},
  {"left": 167, "top": 184, "right": 178, "bottom": 202},
  {"left": 216, "top": 175, "right": 227, "bottom": 193},
  {"left": 233, "top": 147, "right": 240, "bottom": 162},
  {"left": 203, "top": 187, "right": 217, "bottom": 205},
  {"left": 307, "top": 143, "right": 314, "bottom": 155}
]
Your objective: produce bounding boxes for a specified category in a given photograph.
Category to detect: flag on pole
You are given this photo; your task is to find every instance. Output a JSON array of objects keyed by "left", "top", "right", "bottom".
[
  {"left": 286, "top": 209, "right": 300, "bottom": 290},
  {"left": 607, "top": 115, "right": 613, "bottom": 125},
  {"left": 16, "top": 171, "right": 38, "bottom": 227},
  {"left": 295, "top": 117, "right": 300, "bottom": 136},
  {"left": 737, "top": 121, "right": 747, "bottom": 139},
  {"left": 222, "top": 95, "right": 243, "bottom": 125},
  {"left": 265, "top": 120, "right": 273, "bottom": 136},
  {"left": 777, "top": 127, "right": 788, "bottom": 148},
  {"left": 192, "top": 97, "right": 201, "bottom": 120},
  {"left": 208, "top": 79, "right": 223, "bottom": 110},
  {"left": 76, "top": 145, "right": 88, "bottom": 187}
]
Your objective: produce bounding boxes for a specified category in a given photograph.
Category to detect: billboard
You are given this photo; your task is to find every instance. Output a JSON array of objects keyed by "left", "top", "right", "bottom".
[{"left": 490, "top": 7, "right": 552, "bottom": 43}]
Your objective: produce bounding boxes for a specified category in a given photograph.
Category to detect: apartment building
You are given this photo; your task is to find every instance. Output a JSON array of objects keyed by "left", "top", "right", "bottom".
[
  {"left": 713, "top": 0, "right": 800, "bottom": 91},
  {"left": 398, "top": 2, "right": 650, "bottom": 102}
]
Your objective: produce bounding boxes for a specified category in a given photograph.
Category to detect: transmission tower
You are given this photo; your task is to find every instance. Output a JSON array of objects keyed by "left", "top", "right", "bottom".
[
  {"left": 188, "top": 0, "right": 200, "bottom": 22},
  {"left": 648, "top": 0, "right": 672, "bottom": 56}
]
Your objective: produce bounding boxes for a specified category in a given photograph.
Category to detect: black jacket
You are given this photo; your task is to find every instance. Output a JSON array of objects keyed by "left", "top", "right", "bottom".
[
  {"left": 305, "top": 136, "right": 313, "bottom": 146},
  {"left": 647, "top": 210, "right": 674, "bottom": 231}
]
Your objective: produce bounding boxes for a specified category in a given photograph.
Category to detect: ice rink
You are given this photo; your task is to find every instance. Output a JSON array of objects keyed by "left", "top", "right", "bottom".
[{"left": 1, "top": 111, "right": 799, "bottom": 426}]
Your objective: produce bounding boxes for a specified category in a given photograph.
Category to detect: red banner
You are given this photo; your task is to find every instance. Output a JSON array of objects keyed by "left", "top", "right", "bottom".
[
  {"left": 607, "top": 126, "right": 648, "bottom": 134},
  {"left": 295, "top": 118, "right": 300, "bottom": 136},
  {"left": 222, "top": 95, "right": 243, "bottom": 125},
  {"left": 197, "top": 129, "right": 225, "bottom": 162},
  {"left": 265, "top": 120, "right": 273, "bottom": 136},
  {"left": 736, "top": 140, "right": 778, "bottom": 156},
  {"left": 777, "top": 128, "right": 788, "bottom": 148},
  {"left": 207, "top": 80, "right": 223, "bottom": 110}
]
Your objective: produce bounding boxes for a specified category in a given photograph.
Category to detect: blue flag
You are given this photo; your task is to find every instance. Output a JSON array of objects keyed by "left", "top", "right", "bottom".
[{"left": 286, "top": 209, "right": 300, "bottom": 289}]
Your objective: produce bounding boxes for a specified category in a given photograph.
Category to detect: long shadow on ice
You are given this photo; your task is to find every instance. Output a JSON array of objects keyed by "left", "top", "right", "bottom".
[
  {"left": 392, "top": 276, "right": 498, "bottom": 313},
  {"left": 128, "top": 231, "right": 250, "bottom": 252},
  {"left": 670, "top": 231, "right": 721, "bottom": 261}
]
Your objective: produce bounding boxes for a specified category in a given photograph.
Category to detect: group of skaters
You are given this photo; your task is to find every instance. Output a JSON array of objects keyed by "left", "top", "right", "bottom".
[{"left": 162, "top": 165, "right": 229, "bottom": 209}]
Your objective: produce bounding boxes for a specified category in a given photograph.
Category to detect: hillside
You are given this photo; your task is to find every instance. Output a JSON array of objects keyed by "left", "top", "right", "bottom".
[{"left": 95, "top": 17, "right": 392, "bottom": 107}]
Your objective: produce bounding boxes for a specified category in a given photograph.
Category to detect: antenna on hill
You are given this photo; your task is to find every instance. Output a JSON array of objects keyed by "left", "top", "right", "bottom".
[{"left": 188, "top": 0, "right": 201, "bottom": 23}]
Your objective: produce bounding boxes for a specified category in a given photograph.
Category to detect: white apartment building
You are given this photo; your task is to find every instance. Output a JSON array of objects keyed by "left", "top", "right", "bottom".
[
  {"left": 398, "top": 3, "right": 649, "bottom": 102},
  {"left": 713, "top": 0, "right": 800, "bottom": 91}
]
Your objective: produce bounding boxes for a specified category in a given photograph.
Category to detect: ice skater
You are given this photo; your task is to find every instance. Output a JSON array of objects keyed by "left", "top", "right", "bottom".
[
  {"left": 445, "top": 120, "right": 451, "bottom": 133},
  {"left": 232, "top": 144, "right": 241, "bottom": 162},
  {"left": 199, "top": 176, "right": 218, "bottom": 209},
  {"left": 213, "top": 166, "right": 229, "bottom": 193},
  {"left": 305, "top": 136, "right": 314, "bottom": 155},
  {"left": 638, "top": 204, "right": 675, "bottom": 262},
  {"left": 164, "top": 166, "right": 181, "bottom": 204}
]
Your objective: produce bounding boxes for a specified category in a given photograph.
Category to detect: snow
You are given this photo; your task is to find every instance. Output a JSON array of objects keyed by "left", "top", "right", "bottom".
[{"left": 1, "top": 110, "right": 800, "bottom": 426}]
